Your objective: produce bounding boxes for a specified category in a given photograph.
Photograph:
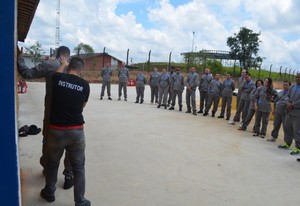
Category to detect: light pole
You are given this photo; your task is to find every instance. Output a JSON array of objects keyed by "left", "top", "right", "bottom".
[{"left": 192, "top": 31, "right": 195, "bottom": 52}]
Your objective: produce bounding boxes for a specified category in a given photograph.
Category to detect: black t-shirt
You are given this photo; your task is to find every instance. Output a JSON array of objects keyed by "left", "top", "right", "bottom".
[{"left": 50, "top": 73, "right": 90, "bottom": 126}]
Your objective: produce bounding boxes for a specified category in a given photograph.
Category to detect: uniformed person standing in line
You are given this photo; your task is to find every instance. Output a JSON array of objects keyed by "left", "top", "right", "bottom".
[
  {"left": 253, "top": 78, "right": 277, "bottom": 138},
  {"left": 185, "top": 66, "right": 199, "bottom": 115},
  {"left": 278, "top": 73, "right": 300, "bottom": 157},
  {"left": 149, "top": 67, "right": 160, "bottom": 104},
  {"left": 198, "top": 68, "right": 213, "bottom": 113},
  {"left": 267, "top": 81, "right": 290, "bottom": 142},
  {"left": 157, "top": 68, "right": 170, "bottom": 109},
  {"left": 167, "top": 66, "right": 175, "bottom": 107},
  {"left": 169, "top": 67, "right": 185, "bottom": 111},
  {"left": 100, "top": 62, "right": 113, "bottom": 100},
  {"left": 231, "top": 73, "right": 255, "bottom": 124},
  {"left": 135, "top": 68, "right": 147, "bottom": 104},
  {"left": 236, "top": 69, "right": 247, "bottom": 110},
  {"left": 218, "top": 73, "right": 235, "bottom": 120},
  {"left": 118, "top": 62, "right": 129, "bottom": 101},
  {"left": 203, "top": 73, "right": 223, "bottom": 117}
]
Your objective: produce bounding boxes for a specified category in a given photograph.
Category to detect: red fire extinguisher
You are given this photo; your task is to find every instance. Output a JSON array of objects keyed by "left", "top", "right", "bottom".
[
  {"left": 18, "top": 81, "right": 22, "bottom": 93},
  {"left": 21, "top": 81, "right": 27, "bottom": 93}
]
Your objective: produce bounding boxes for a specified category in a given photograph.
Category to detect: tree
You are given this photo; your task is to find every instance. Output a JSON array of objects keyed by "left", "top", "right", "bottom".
[
  {"left": 25, "top": 41, "right": 45, "bottom": 66},
  {"left": 73, "top": 42, "right": 94, "bottom": 56},
  {"left": 227, "top": 27, "right": 262, "bottom": 70}
]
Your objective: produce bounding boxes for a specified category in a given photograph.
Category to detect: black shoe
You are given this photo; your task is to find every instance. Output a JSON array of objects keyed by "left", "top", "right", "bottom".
[
  {"left": 197, "top": 110, "right": 203, "bottom": 113},
  {"left": 40, "top": 188, "right": 55, "bottom": 202},
  {"left": 82, "top": 200, "right": 91, "bottom": 206},
  {"left": 226, "top": 117, "right": 230, "bottom": 120},
  {"left": 157, "top": 104, "right": 161, "bottom": 108},
  {"left": 63, "top": 176, "right": 74, "bottom": 190},
  {"left": 108, "top": 97, "right": 112, "bottom": 100},
  {"left": 100, "top": 96, "right": 103, "bottom": 100},
  {"left": 217, "top": 115, "right": 224, "bottom": 118},
  {"left": 164, "top": 105, "right": 167, "bottom": 109},
  {"left": 135, "top": 101, "right": 139, "bottom": 103},
  {"left": 203, "top": 112, "right": 208, "bottom": 116},
  {"left": 297, "top": 158, "right": 300, "bottom": 162},
  {"left": 140, "top": 100, "right": 144, "bottom": 104},
  {"left": 212, "top": 113, "right": 215, "bottom": 117},
  {"left": 117, "top": 97, "right": 121, "bottom": 101},
  {"left": 169, "top": 106, "right": 174, "bottom": 110},
  {"left": 179, "top": 107, "right": 182, "bottom": 111},
  {"left": 186, "top": 110, "right": 191, "bottom": 113},
  {"left": 253, "top": 133, "right": 260, "bottom": 137},
  {"left": 192, "top": 111, "right": 197, "bottom": 115}
]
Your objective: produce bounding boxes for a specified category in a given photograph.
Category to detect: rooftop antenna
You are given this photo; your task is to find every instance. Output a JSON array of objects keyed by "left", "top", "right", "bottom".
[{"left": 55, "top": 0, "right": 60, "bottom": 49}]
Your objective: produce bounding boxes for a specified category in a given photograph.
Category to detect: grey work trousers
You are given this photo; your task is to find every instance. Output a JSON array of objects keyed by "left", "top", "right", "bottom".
[
  {"left": 253, "top": 111, "right": 270, "bottom": 135},
  {"left": 284, "top": 112, "right": 300, "bottom": 148},
  {"left": 241, "top": 109, "right": 255, "bottom": 130},
  {"left": 271, "top": 112, "right": 286, "bottom": 139},
  {"left": 171, "top": 90, "right": 183, "bottom": 108},
  {"left": 41, "top": 107, "right": 73, "bottom": 178},
  {"left": 158, "top": 86, "right": 169, "bottom": 105},
  {"left": 100, "top": 81, "right": 111, "bottom": 97},
  {"left": 136, "top": 86, "right": 145, "bottom": 102},
  {"left": 186, "top": 88, "right": 196, "bottom": 112},
  {"left": 205, "top": 95, "right": 220, "bottom": 114},
  {"left": 118, "top": 82, "right": 127, "bottom": 98},
  {"left": 220, "top": 95, "right": 233, "bottom": 118},
  {"left": 44, "top": 128, "right": 89, "bottom": 206},
  {"left": 150, "top": 86, "right": 159, "bottom": 103},
  {"left": 199, "top": 90, "right": 209, "bottom": 111},
  {"left": 233, "top": 99, "right": 250, "bottom": 123}
]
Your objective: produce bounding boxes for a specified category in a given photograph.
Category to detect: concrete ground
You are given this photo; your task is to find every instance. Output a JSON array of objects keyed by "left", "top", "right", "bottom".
[{"left": 19, "top": 82, "right": 300, "bottom": 206}]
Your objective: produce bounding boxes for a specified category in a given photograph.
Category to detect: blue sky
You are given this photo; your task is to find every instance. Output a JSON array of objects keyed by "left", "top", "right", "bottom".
[{"left": 19, "top": 0, "right": 300, "bottom": 72}]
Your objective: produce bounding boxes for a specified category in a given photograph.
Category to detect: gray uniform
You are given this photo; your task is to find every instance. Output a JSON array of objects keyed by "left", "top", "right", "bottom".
[
  {"left": 240, "top": 87, "right": 257, "bottom": 130},
  {"left": 149, "top": 71, "right": 160, "bottom": 103},
  {"left": 199, "top": 74, "right": 213, "bottom": 111},
  {"left": 237, "top": 76, "right": 245, "bottom": 110},
  {"left": 100, "top": 66, "right": 112, "bottom": 97},
  {"left": 135, "top": 73, "right": 147, "bottom": 102},
  {"left": 220, "top": 79, "right": 235, "bottom": 118},
  {"left": 253, "top": 86, "right": 277, "bottom": 136},
  {"left": 233, "top": 80, "right": 255, "bottom": 123},
  {"left": 170, "top": 73, "right": 185, "bottom": 108},
  {"left": 185, "top": 72, "right": 199, "bottom": 112},
  {"left": 167, "top": 72, "right": 175, "bottom": 105},
  {"left": 118, "top": 67, "right": 129, "bottom": 99},
  {"left": 271, "top": 90, "right": 288, "bottom": 139},
  {"left": 205, "top": 79, "right": 223, "bottom": 115},
  {"left": 17, "top": 56, "right": 72, "bottom": 178},
  {"left": 158, "top": 73, "right": 170, "bottom": 106},
  {"left": 283, "top": 85, "right": 300, "bottom": 148}
]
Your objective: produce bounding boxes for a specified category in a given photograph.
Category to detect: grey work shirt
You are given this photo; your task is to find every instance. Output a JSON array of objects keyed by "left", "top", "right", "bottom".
[
  {"left": 274, "top": 90, "right": 288, "bottom": 115},
  {"left": 159, "top": 73, "right": 170, "bottom": 88},
  {"left": 199, "top": 74, "right": 213, "bottom": 91},
  {"left": 255, "top": 86, "right": 277, "bottom": 113},
  {"left": 185, "top": 72, "right": 199, "bottom": 89},
  {"left": 249, "top": 87, "right": 258, "bottom": 110},
  {"left": 237, "top": 76, "right": 245, "bottom": 96},
  {"left": 222, "top": 79, "right": 235, "bottom": 97},
  {"left": 118, "top": 67, "right": 129, "bottom": 83},
  {"left": 171, "top": 73, "right": 185, "bottom": 91},
  {"left": 149, "top": 71, "right": 160, "bottom": 87},
  {"left": 136, "top": 73, "right": 147, "bottom": 87},
  {"left": 286, "top": 84, "right": 300, "bottom": 115},
  {"left": 101, "top": 66, "right": 112, "bottom": 82},
  {"left": 241, "top": 80, "right": 255, "bottom": 101},
  {"left": 208, "top": 79, "right": 222, "bottom": 97}
]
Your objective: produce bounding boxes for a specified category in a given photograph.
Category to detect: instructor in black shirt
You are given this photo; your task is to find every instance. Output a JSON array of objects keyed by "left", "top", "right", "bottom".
[{"left": 41, "top": 57, "right": 91, "bottom": 206}]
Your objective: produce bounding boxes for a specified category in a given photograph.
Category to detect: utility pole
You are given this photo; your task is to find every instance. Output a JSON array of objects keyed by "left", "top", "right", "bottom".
[
  {"left": 191, "top": 31, "right": 195, "bottom": 52},
  {"left": 55, "top": 0, "right": 60, "bottom": 49}
]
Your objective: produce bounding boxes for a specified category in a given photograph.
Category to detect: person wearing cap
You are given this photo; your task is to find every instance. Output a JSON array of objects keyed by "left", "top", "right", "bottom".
[
  {"left": 149, "top": 67, "right": 160, "bottom": 104},
  {"left": 40, "top": 57, "right": 91, "bottom": 206},
  {"left": 117, "top": 62, "right": 129, "bottom": 101},
  {"left": 17, "top": 46, "right": 73, "bottom": 189},
  {"left": 100, "top": 62, "right": 113, "bottom": 100},
  {"left": 218, "top": 73, "right": 235, "bottom": 120},
  {"left": 203, "top": 73, "right": 223, "bottom": 117},
  {"left": 198, "top": 67, "right": 213, "bottom": 113},
  {"left": 135, "top": 68, "right": 147, "bottom": 104},
  {"left": 185, "top": 66, "right": 199, "bottom": 115},
  {"left": 169, "top": 67, "right": 185, "bottom": 111}
]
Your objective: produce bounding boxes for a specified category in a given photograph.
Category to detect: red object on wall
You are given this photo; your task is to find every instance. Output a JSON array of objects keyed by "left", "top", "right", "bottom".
[
  {"left": 127, "top": 79, "right": 136, "bottom": 86},
  {"left": 18, "top": 81, "right": 28, "bottom": 94}
]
